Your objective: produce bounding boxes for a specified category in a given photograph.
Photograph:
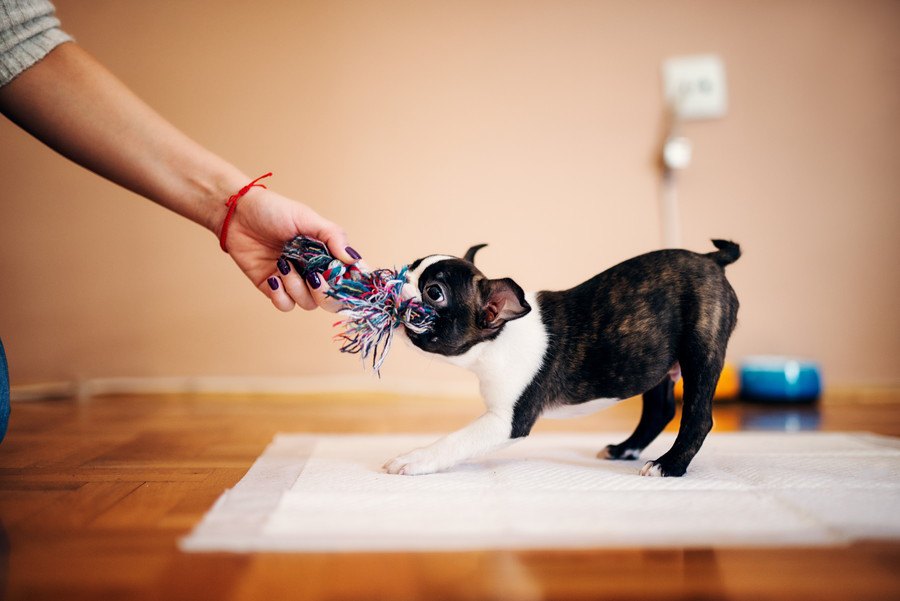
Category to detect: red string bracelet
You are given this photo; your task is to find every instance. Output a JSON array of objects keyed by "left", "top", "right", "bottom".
[{"left": 218, "top": 172, "right": 273, "bottom": 252}]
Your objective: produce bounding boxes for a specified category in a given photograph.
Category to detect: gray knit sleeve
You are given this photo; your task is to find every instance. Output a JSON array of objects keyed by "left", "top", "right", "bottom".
[{"left": 0, "top": 0, "right": 72, "bottom": 87}]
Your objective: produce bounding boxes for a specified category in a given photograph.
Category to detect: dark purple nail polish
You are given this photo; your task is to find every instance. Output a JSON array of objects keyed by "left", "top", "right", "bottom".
[
  {"left": 277, "top": 257, "right": 291, "bottom": 275},
  {"left": 267, "top": 277, "right": 280, "bottom": 291},
  {"left": 306, "top": 271, "right": 321, "bottom": 289},
  {"left": 345, "top": 246, "right": 362, "bottom": 261}
]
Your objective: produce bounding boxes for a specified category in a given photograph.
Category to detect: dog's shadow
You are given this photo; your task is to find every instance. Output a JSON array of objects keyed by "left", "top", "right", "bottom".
[{"left": 456, "top": 448, "right": 644, "bottom": 477}]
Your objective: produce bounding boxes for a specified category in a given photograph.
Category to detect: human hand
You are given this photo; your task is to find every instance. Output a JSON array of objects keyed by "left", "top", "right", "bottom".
[{"left": 218, "top": 187, "right": 361, "bottom": 312}]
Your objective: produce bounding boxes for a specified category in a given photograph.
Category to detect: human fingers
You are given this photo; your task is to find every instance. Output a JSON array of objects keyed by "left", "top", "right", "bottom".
[
  {"left": 259, "top": 274, "right": 295, "bottom": 312},
  {"left": 302, "top": 212, "right": 361, "bottom": 266},
  {"left": 280, "top": 250, "right": 345, "bottom": 313},
  {"left": 305, "top": 271, "right": 345, "bottom": 313},
  {"left": 276, "top": 257, "right": 317, "bottom": 311}
]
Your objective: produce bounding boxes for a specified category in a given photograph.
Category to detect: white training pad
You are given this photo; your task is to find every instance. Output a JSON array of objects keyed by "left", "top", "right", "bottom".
[{"left": 181, "top": 432, "right": 900, "bottom": 552}]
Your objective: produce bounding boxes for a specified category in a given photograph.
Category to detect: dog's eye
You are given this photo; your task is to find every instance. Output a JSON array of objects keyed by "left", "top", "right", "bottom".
[{"left": 425, "top": 284, "right": 444, "bottom": 303}]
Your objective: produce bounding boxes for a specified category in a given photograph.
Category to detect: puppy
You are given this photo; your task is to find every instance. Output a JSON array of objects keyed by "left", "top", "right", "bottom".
[{"left": 384, "top": 240, "right": 740, "bottom": 477}]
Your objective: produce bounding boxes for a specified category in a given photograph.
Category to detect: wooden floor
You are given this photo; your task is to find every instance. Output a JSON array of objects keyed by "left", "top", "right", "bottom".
[{"left": 1, "top": 390, "right": 899, "bottom": 601}]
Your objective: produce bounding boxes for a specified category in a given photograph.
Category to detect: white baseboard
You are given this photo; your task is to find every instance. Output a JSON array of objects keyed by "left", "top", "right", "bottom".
[{"left": 10, "top": 375, "right": 479, "bottom": 401}]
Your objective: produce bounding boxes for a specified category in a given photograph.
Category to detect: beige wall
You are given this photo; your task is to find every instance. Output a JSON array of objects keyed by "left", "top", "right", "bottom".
[{"left": 1, "top": 0, "right": 898, "bottom": 390}]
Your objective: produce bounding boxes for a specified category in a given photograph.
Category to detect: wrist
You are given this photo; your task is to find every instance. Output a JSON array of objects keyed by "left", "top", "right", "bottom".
[
  {"left": 215, "top": 172, "right": 274, "bottom": 252},
  {"left": 191, "top": 167, "right": 251, "bottom": 236}
]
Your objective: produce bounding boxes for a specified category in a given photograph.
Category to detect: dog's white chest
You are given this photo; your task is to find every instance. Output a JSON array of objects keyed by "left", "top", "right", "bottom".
[{"left": 542, "top": 397, "right": 620, "bottom": 419}]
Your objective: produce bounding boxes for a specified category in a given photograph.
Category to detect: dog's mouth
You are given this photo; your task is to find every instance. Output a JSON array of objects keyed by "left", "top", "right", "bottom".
[
  {"left": 404, "top": 329, "right": 478, "bottom": 358},
  {"left": 403, "top": 323, "right": 445, "bottom": 347},
  {"left": 403, "top": 326, "right": 439, "bottom": 348},
  {"left": 403, "top": 328, "right": 433, "bottom": 351}
]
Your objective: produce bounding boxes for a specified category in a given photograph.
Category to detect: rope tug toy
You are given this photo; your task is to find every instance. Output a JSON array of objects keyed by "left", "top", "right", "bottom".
[{"left": 281, "top": 236, "right": 435, "bottom": 373}]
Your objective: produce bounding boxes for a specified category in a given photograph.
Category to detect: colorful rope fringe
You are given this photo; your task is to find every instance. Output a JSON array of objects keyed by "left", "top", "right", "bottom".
[{"left": 281, "top": 236, "right": 435, "bottom": 373}]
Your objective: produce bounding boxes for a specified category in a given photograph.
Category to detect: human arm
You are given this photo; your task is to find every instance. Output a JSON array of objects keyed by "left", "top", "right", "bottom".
[{"left": 0, "top": 41, "right": 357, "bottom": 311}]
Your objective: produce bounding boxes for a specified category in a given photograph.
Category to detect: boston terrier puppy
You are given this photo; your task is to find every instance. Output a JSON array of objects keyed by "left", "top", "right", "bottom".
[{"left": 383, "top": 240, "right": 740, "bottom": 477}]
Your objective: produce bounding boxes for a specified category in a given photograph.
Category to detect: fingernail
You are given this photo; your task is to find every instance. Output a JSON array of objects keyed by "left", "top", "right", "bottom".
[
  {"left": 306, "top": 271, "right": 321, "bottom": 289},
  {"left": 277, "top": 257, "right": 291, "bottom": 275},
  {"left": 345, "top": 246, "right": 362, "bottom": 261},
  {"left": 267, "top": 277, "right": 280, "bottom": 291}
]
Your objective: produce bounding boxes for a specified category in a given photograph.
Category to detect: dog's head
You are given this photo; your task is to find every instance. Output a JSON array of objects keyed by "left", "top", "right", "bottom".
[{"left": 404, "top": 244, "right": 531, "bottom": 356}]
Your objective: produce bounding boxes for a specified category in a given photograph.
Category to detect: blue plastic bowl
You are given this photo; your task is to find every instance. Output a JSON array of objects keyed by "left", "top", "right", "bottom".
[{"left": 740, "top": 356, "right": 821, "bottom": 403}]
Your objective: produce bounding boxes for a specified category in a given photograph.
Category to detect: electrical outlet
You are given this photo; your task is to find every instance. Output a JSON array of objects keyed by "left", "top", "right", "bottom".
[{"left": 662, "top": 54, "right": 728, "bottom": 120}]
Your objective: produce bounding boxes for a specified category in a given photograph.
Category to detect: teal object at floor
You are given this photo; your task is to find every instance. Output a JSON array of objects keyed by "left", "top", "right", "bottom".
[
  {"left": 0, "top": 337, "right": 8, "bottom": 442},
  {"left": 740, "top": 356, "right": 821, "bottom": 403}
]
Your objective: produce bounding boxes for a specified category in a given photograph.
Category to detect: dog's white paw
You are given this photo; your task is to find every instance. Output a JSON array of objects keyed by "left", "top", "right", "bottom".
[
  {"left": 383, "top": 448, "right": 447, "bottom": 476},
  {"left": 639, "top": 461, "right": 664, "bottom": 477}
]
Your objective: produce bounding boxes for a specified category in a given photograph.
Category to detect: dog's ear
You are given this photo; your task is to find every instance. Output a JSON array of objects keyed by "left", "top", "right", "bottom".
[
  {"left": 463, "top": 244, "right": 488, "bottom": 264},
  {"left": 477, "top": 278, "right": 530, "bottom": 329}
]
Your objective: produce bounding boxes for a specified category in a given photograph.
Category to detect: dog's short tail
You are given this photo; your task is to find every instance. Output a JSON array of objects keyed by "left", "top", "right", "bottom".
[{"left": 706, "top": 239, "right": 741, "bottom": 267}]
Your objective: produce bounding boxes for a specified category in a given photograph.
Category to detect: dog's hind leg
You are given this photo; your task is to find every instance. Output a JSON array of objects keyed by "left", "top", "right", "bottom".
[
  {"left": 640, "top": 352, "right": 719, "bottom": 477},
  {"left": 642, "top": 312, "right": 734, "bottom": 477},
  {"left": 640, "top": 271, "right": 738, "bottom": 477},
  {"left": 599, "top": 377, "right": 676, "bottom": 461}
]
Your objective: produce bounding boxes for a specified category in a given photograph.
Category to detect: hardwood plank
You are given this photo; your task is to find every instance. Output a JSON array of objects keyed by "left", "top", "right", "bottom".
[
  {"left": 0, "top": 467, "right": 214, "bottom": 483},
  {"left": 159, "top": 468, "right": 249, "bottom": 530},
  {"left": 16, "top": 482, "right": 142, "bottom": 532},
  {"left": 90, "top": 481, "right": 202, "bottom": 530},
  {"left": 0, "top": 434, "right": 129, "bottom": 469},
  {"left": 7, "top": 533, "right": 175, "bottom": 595},
  {"left": 0, "top": 489, "right": 71, "bottom": 525}
]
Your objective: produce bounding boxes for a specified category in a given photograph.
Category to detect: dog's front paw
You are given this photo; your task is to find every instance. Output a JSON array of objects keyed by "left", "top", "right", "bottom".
[
  {"left": 383, "top": 448, "right": 448, "bottom": 476},
  {"left": 639, "top": 459, "right": 686, "bottom": 477}
]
